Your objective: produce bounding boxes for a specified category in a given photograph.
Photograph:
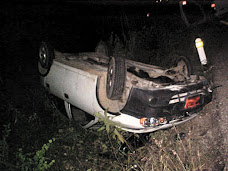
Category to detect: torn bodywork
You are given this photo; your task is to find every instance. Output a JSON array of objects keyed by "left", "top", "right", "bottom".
[
  {"left": 40, "top": 44, "right": 212, "bottom": 133},
  {"left": 56, "top": 51, "right": 212, "bottom": 117}
]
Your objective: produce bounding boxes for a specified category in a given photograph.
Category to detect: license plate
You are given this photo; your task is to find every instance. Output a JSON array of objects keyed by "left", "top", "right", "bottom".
[{"left": 184, "top": 95, "right": 202, "bottom": 109}]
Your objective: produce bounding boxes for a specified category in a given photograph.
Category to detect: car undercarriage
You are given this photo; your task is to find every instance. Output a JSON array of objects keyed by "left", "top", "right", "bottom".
[{"left": 38, "top": 41, "right": 212, "bottom": 133}]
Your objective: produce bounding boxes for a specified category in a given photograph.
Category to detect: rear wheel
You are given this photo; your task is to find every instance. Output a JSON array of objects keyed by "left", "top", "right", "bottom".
[
  {"left": 172, "top": 56, "right": 191, "bottom": 76},
  {"left": 106, "top": 57, "right": 126, "bottom": 100}
]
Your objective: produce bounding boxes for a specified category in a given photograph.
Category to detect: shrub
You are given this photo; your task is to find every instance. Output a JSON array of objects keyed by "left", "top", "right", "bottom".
[{"left": 17, "top": 138, "right": 56, "bottom": 171}]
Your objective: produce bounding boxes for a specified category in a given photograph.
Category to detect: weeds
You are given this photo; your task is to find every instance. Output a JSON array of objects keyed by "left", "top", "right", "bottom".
[
  {"left": 95, "top": 112, "right": 125, "bottom": 144},
  {"left": 141, "top": 126, "right": 210, "bottom": 171},
  {"left": 17, "top": 138, "right": 56, "bottom": 171},
  {"left": 90, "top": 113, "right": 208, "bottom": 171}
]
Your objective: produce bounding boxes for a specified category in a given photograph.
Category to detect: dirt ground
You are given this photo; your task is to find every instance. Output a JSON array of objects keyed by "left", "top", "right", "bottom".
[
  {"left": 179, "top": 23, "right": 228, "bottom": 170},
  {"left": 213, "top": 30, "right": 228, "bottom": 169},
  {"left": 210, "top": 28, "right": 228, "bottom": 169}
]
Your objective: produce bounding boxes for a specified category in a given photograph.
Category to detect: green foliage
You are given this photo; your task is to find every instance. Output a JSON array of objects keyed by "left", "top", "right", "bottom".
[
  {"left": 17, "top": 138, "right": 55, "bottom": 171},
  {"left": 86, "top": 111, "right": 212, "bottom": 170},
  {"left": 95, "top": 112, "right": 125, "bottom": 144},
  {"left": 93, "top": 112, "right": 146, "bottom": 170}
]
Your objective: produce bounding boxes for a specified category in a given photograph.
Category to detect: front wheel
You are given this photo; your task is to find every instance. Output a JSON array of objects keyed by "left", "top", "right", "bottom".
[
  {"left": 38, "top": 42, "right": 54, "bottom": 76},
  {"left": 106, "top": 57, "right": 126, "bottom": 100},
  {"left": 95, "top": 40, "right": 112, "bottom": 56}
]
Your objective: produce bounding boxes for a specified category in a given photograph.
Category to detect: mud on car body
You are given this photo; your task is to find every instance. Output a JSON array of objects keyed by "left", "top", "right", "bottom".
[{"left": 38, "top": 41, "right": 212, "bottom": 133}]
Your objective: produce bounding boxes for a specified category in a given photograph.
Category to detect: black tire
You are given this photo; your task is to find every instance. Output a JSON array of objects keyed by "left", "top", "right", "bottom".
[
  {"left": 95, "top": 40, "right": 112, "bottom": 56},
  {"left": 172, "top": 56, "right": 192, "bottom": 76},
  {"left": 106, "top": 57, "right": 126, "bottom": 100},
  {"left": 38, "top": 42, "right": 54, "bottom": 76}
]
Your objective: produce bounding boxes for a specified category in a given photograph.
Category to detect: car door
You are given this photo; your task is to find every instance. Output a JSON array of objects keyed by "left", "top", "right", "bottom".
[{"left": 63, "top": 66, "right": 100, "bottom": 115}]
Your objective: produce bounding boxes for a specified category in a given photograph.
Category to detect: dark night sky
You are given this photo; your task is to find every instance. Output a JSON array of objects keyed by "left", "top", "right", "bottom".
[{"left": 0, "top": 0, "right": 214, "bottom": 69}]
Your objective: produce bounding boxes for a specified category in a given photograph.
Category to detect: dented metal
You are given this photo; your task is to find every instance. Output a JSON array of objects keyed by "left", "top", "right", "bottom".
[{"left": 40, "top": 50, "right": 212, "bottom": 133}]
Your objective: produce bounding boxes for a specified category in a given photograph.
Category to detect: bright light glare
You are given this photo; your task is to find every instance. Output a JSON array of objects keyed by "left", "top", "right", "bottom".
[
  {"left": 211, "top": 3, "right": 216, "bottom": 8},
  {"left": 182, "top": 1, "right": 187, "bottom": 5}
]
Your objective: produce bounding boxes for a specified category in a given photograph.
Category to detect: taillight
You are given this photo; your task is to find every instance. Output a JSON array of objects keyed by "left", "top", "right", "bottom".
[{"left": 184, "top": 96, "right": 201, "bottom": 109}]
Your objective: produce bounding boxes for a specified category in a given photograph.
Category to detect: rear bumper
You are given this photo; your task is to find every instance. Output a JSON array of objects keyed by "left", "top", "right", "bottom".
[
  {"left": 121, "top": 113, "right": 198, "bottom": 133},
  {"left": 120, "top": 80, "right": 212, "bottom": 120}
]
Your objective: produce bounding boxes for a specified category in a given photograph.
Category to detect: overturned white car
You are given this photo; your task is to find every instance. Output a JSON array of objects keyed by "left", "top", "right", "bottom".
[{"left": 38, "top": 41, "right": 212, "bottom": 133}]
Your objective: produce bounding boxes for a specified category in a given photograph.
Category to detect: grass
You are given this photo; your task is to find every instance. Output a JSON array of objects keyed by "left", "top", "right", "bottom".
[
  {"left": 0, "top": 83, "right": 204, "bottom": 170},
  {"left": 0, "top": 86, "right": 219, "bottom": 170}
]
